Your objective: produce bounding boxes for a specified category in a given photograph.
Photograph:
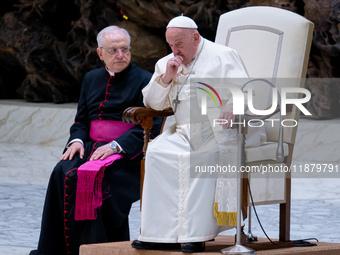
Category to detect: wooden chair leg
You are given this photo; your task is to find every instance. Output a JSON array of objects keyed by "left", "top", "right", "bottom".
[
  {"left": 279, "top": 144, "right": 293, "bottom": 242},
  {"left": 140, "top": 159, "right": 145, "bottom": 211},
  {"left": 279, "top": 176, "right": 291, "bottom": 241}
]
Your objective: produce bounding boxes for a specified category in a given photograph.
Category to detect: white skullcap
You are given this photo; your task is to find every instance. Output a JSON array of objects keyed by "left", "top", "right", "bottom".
[{"left": 166, "top": 15, "right": 198, "bottom": 29}]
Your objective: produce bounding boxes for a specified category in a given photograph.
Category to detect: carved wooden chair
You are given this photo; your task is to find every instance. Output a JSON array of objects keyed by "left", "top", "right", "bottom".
[{"left": 123, "top": 6, "right": 313, "bottom": 249}]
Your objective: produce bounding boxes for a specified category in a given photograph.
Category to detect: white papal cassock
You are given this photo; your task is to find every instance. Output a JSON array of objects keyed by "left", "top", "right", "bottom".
[{"left": 139, "top": 37, "right": 249, "bottom": 243}]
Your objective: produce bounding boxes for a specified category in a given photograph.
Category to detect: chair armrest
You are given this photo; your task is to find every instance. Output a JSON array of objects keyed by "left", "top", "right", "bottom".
[
  {"left": 123, "top": 107, "right": 174, "bottom": 125},
  {"left": 240, "top": 104, "right": 293, "bottom": 163},
  {"left": 123, "top": 107, "right": 174, "bottom": 155}
]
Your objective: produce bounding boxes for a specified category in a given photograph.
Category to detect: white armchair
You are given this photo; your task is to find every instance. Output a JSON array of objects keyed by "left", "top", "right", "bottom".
[{"left": 215, "top": 6, "right": 314, "bottom": 244}]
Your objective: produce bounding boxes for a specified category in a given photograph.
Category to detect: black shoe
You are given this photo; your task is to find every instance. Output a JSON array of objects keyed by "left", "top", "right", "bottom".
[
  {"left": 29, "top": 250, "right": 38, "bottom": 255},
  {"left": 182, "top": 242, "right": 205, "bottom": 253},
  {"left": 131, "top": 240, "right": 181, "bottom": 250}
]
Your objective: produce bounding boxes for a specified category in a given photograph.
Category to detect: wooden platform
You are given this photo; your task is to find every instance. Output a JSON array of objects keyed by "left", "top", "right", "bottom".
[{"left": 80, "top": 235, "right": 340, "bottom": 255}]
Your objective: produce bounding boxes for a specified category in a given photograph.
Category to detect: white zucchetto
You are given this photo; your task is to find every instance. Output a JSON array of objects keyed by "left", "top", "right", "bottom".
[{"left": 166, "top": 16, "right": 198, "bottom": 29}]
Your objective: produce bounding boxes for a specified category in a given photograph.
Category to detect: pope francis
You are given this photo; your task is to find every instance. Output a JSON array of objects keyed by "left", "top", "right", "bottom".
[{"left": 132, "top": 16, "right": 249, "bottom": 253}]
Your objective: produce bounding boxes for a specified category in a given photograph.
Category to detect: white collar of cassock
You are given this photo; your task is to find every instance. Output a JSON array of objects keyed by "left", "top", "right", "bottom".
[{"left": 106, "top": 67, "right": 115, "bottom": 77}]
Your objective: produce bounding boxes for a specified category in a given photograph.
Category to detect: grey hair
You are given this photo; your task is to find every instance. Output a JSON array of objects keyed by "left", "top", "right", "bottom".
[{"left": 96, "top": 26, "right": 131, "bottom": 47}]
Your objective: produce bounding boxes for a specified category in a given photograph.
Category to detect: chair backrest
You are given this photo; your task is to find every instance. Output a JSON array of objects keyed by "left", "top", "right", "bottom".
[{"left": 215, "top": 6, "right": 313, "bottom": 144}]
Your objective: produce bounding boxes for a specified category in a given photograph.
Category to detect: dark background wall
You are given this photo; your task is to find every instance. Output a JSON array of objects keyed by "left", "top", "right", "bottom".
[{"left": 0, "top": 0, "right": 339, "bottom": 119}]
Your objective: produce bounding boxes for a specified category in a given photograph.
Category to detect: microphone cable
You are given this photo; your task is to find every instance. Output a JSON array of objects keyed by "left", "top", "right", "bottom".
[{"left": 247, "top": 180, "right": 319, "bottom": 247}]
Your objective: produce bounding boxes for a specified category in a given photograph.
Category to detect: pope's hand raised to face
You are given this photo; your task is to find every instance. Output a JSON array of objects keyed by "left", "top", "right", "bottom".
[{"left": 161, "top": 56, "right": 183, "bottom": 84}]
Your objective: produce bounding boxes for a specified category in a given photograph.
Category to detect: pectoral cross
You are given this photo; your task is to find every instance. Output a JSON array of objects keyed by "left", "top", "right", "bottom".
[{"left": 173, "top": 94, "right": 181, "bottom": 113}]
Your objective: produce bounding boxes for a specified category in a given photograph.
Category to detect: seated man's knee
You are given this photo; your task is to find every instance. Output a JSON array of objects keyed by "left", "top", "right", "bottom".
[{"left": 51, "top": 159, "right": 79, "bottom": 180}]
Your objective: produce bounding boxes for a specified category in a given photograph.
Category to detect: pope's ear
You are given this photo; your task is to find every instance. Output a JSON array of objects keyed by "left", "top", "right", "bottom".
[
  {"left": 193, "top": 32, "right": 200, "bottom": 45},
  {"left": 97, "top": 48, "right": 104, "bottom": 60}
]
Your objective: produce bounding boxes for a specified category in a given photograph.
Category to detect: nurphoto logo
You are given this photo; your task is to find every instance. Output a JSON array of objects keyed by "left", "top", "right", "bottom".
[{"left": 196, "top": 78, "right": 312, "bottom": 128}]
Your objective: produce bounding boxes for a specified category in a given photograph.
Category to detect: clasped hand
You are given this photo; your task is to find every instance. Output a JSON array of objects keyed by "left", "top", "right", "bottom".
[{"left": 161, "top": 56, "right": 183, "bottom": 84}]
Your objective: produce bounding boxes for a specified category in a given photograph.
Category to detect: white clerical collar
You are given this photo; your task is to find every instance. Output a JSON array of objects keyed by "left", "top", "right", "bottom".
[{"left": 106, "top": 67, "right": 115, "bottom": 77}]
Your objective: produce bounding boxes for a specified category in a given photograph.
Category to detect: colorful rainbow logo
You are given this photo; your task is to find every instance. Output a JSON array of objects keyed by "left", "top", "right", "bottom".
[{"left": 196, "top": 82, "right": 223, "bottom": 106}]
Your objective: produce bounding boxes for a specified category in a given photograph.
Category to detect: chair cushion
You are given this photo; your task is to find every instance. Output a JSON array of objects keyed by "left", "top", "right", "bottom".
[{"left": 245, "top": 141, "right": 289, "bottom": 163}]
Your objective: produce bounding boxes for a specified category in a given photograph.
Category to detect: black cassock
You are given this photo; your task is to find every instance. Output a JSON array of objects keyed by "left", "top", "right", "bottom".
[{"left": 35, "top": 64, "right": 162, "bottom": 255}]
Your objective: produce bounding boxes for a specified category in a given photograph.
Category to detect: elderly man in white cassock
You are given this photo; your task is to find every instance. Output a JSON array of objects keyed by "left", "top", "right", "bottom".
[{"left": 132, "top": 16, "right": 250, "bottom": 253}]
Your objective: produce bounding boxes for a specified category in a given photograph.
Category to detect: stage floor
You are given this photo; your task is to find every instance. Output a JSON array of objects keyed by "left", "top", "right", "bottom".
[{"left": 80, "top": 235, "right": 340, "bottom": 255}]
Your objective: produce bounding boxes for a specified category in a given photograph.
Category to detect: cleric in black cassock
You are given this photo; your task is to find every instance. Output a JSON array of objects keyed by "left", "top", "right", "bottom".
[{"left": 30, "top": 26, "right": 162, "bottom": 255}]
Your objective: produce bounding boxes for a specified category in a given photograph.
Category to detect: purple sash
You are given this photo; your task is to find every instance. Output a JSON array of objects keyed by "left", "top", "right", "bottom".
[
  {"left": 75, "top": 120, "right": 134, "bottom": 221},
  {"left": 75, "top": 154, "right": 123, "bottom": 220},
  {"left": 89, "top": 119, "right": 134, "bottom": 142}
]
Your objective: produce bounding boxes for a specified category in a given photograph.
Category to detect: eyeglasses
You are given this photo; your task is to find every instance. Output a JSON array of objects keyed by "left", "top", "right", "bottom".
[{"left": 100, "top": 46, "right": 131, "bottom": 55}]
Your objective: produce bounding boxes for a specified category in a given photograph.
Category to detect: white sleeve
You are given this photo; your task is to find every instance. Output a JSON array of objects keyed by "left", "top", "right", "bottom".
[
  {"left": 66, "top": 138, "right": 84, "bottom": 148},
  {"left": 142, "top": 75, "right": 173, "bottom": 110}
]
